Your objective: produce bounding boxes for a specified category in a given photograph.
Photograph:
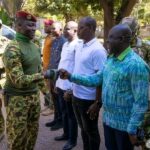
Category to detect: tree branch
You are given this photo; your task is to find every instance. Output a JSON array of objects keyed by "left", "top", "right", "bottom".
[{"left": 116, "top": 0, "right": 138, "bottom": 23}]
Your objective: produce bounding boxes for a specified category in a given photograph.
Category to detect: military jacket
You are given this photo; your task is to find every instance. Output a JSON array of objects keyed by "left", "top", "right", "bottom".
[
  {"left": 2, "top": 33, "right": 45, "bottom": 95},
  {"left": 132, "top": 37, "right": 150, "bottom": 66}
]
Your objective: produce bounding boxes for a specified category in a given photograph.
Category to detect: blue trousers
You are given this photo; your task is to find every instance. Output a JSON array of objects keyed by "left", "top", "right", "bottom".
[{"left": 58, "top": 88, "right": 78, "bottom": 144}]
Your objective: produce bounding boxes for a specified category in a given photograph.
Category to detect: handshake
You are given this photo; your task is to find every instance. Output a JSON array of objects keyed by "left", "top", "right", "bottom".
[{"left": 43, "top": 69, "right": 71, "bottom": 80}]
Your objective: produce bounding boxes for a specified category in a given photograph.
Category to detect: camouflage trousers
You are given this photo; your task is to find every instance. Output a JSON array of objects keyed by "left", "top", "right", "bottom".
[
  {"left": 0, "top": 108, "right": 4, "bottom": 134},
  {"left": 0, "top": 98, "right": 4, "bottom": 134},
  {"left": 6, "top": 92, "right": 40, "bottom": 150}
]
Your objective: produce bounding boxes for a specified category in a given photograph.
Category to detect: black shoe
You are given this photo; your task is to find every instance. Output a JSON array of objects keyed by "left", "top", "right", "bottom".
[
  {"left": 63, "top": 141, "right": 76, "bottom": 150},
  {"left": 45, "top": 120, "right": 56, "bottom": 127},
  {"left": 50, "top": 122, "right": 63, "bottom": 131},
  {"left": 54, "top": 134, "right": 68, "bottom": 141}
]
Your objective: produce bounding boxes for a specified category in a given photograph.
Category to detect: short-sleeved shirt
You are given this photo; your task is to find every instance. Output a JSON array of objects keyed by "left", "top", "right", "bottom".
[
  {"left": 73, "top": 38, "right": 107, "bottom": 100},
  {"left": 49, "top": 35, "right": 66, "bottom": 69},
  {"left": 56, "top": 38, "right": 80, "bottom": 90}
]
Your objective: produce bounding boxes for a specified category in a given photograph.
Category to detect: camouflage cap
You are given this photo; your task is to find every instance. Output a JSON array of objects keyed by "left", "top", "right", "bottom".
[
  {"left": 16, "top": 11, "right": 37, "bottom": 22},
  {"left": 120, "top": 17, "right": 139, "bottom": 33}
]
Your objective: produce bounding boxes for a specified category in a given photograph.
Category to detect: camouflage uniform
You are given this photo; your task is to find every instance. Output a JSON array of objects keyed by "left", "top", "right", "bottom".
[
  {"left": 131, "top": 37, "right": 150, "bottom": 66},
  {"left": 121, "top": 17, "right": 150, "bottom": 149},
  {"left": 2, "top": 32, "right": 45, "bottom": 150},
  {"left": 0, "top": 35, "right": 10, "bottom": 136},
  {"left": 121, "top": 17, "right": 150, "bottom": 65}
]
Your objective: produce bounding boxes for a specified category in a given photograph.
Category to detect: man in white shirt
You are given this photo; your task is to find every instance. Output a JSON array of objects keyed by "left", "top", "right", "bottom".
[
  {"left": 55, "top": 21, "right": 79, "bottom": 150},
  {"left": 70, "top": 17, "right": 106, "bottom": 150}
]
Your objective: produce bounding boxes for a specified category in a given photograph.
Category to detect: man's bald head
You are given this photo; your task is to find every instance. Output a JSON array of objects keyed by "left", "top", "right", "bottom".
[
  {"left": 64, "top": 21, "right": 78, "bottom": 41},
  {"left": 120, "top": 17, "right": 139, "bottom": 34},
  {"left": 110, "top": 24, "right": 132, "bottom": 40},
  {"left": 51, "top": 21, "right": 63, "bottom": 37},
  {"left": 79, "top": 16, "right": 96, "bottom": 32},
  {"left": 107, "top": 24, "right": 132, "bottom": 56},
  {"left": 66, "top": 21, "right": 78, "bottom": 29}
]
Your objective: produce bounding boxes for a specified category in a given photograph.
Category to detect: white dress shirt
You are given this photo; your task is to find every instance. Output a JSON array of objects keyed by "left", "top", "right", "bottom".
[
  {"left": 73, "top": 38, "right": 107, "bottom": 100},
  {"left": 56, "top": 38, "right": 81, "bottom": 90}
]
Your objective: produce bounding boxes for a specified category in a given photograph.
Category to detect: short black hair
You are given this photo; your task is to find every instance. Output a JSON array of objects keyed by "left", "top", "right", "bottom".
[{"left": 82, "top": 16, "right": 97, "bottom": 32}]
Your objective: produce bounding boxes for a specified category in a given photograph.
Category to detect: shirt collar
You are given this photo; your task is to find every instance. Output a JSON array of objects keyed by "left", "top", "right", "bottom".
[
  {"left": 108, "top": 47, "right": 132, "bottom": 61},
  {"left": 16, "top": 32, "right": 30, "bottom": 43},
  {"left": 83, "top": 38, "right": 97, "bottom": 47},
  {"left": 117, "top": 46, "right": 132, "bottom": 61}
]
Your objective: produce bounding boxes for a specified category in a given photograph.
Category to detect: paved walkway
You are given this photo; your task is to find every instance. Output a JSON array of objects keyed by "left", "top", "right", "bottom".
[
  {"left": 34, "top": 109, "right": 106, "bottom": 150},
  {"left": 0, "top": 95, "right": 141, "bottom": 150}
]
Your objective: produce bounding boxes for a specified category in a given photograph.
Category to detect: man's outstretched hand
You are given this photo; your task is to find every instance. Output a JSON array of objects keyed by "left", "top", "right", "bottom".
[{"left": 59, "top": 69, "right": 71, "bottom": 79}]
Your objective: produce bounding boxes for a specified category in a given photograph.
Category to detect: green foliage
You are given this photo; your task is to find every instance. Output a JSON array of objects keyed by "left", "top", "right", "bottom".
[
  {"left": 0, "top": 7, "right": 12, "bottom": 26},
  {"left": 35, "top": 0, "right": 102, "bottom": 22},
  {"left": 131, "top": 0, "right": 150, "bottom": 25}
]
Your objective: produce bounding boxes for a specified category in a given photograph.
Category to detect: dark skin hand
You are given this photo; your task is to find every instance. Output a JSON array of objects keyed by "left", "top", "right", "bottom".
[
  {"left": 87, "top": 86, "right": 102, "bottom": 120},
  {"left": 128, "top": 134, "right": 144, "bottom": 146},
  {"left": 87, "top": 102, "right": 100, "bottom": 120},
  {"left": 64, "top": 90, "right": 72, "bottom": 102},
  {"left": 59, "top": 69, "right": 71, "bottom": 79},
  {"left": 59, "top": 69, "right": 102, "bottom": 120}
]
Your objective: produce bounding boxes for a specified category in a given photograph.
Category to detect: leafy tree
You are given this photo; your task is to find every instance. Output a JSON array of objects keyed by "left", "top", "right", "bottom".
[
  {"left": 21, "top": 0, "right": 150, "bottom": 45},
  {"left": 34, "top": 0, "right": 139, "bottom": 45},
  {"left": 132, "top": 0, "right": 150, "bottom": 25},
  {"left": 98, "top": 0, "right": 138, "bottom": 45},
  {"left": 0, "top": 7, "right": 12, "bottom": 25},
  {"left": 35, "top": 0, "right": 100, "bottom": 22}
]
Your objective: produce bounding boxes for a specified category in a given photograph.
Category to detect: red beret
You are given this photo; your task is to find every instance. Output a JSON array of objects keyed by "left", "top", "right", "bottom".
[
  {"left": 16, "top": 11, "right": 37, "bottom": 22},
  {"left": 44, "top": 19, "right": 54, "bottom": 26}
]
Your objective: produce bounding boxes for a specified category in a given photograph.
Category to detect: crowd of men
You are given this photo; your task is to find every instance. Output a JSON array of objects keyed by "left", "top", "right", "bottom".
[{"left": 0, "top": 10, "right": 150, "bottom": 150}]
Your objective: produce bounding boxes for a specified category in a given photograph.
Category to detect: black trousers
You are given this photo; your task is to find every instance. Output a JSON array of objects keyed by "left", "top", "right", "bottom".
[
  {"left": 72, "top": 96, "right": 100, "bottom": 150},
  {"left": 104, "top": 123, "right": 134, "bottom": 150}
]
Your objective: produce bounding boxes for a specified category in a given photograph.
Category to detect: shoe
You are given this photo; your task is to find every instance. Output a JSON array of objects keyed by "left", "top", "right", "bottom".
[
  {"left": 41, "top": 108, "right": 54, "bottom": 116},
  {"left": 63, "top": 141, "right": 76, "bottom": 150},
  {"left": 50, "top": 122, "right": 63, "bottom": 131},
  {"left": 45, "top": 120, "right": 56, "bottom": 127},
  {"left": 54, "top": 134, "right": 68, "bottom": 141}
]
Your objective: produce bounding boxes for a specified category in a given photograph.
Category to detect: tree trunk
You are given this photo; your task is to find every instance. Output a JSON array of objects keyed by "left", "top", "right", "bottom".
[
  {"left": 100, "top": 0, "right": 114, "bottom": 47},
  {"left": 100, "top": 0, "right": 138, "bottom": 47},
  {"left": 2, "top": 0, "right": 25, "bottom": 18},
  {"left": 115, "top": 0, "right": 138, "bottom": 24}
]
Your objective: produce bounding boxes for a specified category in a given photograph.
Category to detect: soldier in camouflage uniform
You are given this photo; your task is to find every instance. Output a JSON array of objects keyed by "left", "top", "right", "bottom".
[
  {"left": 121, "top": 17, "right": 150, "bottom": 150},
  {"left": 120, "top": 17, "right": 150, "bottom": 65},
  {"left": 2, "top": 11, "right": 47, "bottom": 150},
  {"left": 0, "top": 19, "right": 10, "bottom": 141}
]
